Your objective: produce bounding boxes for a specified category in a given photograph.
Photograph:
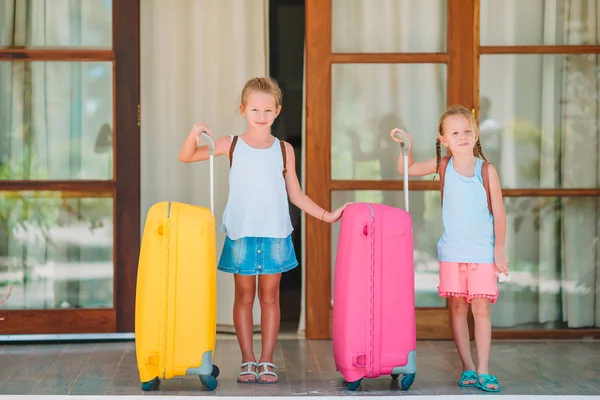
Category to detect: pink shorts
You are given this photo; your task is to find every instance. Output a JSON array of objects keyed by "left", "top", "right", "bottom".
[{"left": 438, "top": 262, "right": 498, "bottom": 303}]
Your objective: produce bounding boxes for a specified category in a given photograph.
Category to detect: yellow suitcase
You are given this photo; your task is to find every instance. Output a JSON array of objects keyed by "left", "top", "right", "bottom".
[{"left": 135, "top": 133, "right": 219, "bottom": 391}]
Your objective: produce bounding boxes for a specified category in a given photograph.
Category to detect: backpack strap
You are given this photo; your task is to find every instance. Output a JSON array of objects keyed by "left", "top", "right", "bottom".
[
  {"left": 229, "top": 135, "right": 239, "bottom": 168},
  {"left": 229, "top": 135, "right": 288, "bottom": 176},
  {"left": 280, "top": 140, "right": 287, "bottom": 176},
  {"left": 481, "top": 161, "right": 493, "bottom": 216},
  {"left": 438, "top": 155, "right": 450, "bottom": 207},
  {"left": 439, "top": 156, "right": 493, "bottom": 215}
]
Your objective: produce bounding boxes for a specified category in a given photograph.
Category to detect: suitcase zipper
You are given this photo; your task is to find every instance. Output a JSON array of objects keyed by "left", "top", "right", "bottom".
[
  {"left": 366, "top": 203, "right": 375, "bottom": 379},
  {"left": 161, "top": 201, "right": 172, "bottom": 378}
]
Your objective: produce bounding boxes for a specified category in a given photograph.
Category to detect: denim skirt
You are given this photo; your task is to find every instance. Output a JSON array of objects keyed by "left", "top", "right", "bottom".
[{"left": 218, "top": 235, "right": 298, "bottom": 276}]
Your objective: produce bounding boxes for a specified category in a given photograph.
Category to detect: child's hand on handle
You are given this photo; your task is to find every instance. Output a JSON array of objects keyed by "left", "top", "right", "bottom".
[
  {"left": 190, "top": 122, "right": 213, "bottom": 145},
  {"left": 494, "top": 248, "right": 509, "bottom": 276},
  {"left": 323, "top": 202, "right": 353, "bottom": 223},
  {"left": 390, "top": 128, "right": 413, "bottom": 146}
]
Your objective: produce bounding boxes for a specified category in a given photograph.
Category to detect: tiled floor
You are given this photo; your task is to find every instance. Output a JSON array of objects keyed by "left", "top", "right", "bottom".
[{"left": 0, "top": 335, "right": 599, "bottom": 396}]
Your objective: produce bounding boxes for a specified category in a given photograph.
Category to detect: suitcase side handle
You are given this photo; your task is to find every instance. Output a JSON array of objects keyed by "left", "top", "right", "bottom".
[
  {"left": 197, "top": 131, "right": 215, "bottom": 214},
  {"left": 393, "top": 131, "right": 411, "bottom": 213},
  {"left": 352, "top": 353, "right": 367, "bottom": 368}
]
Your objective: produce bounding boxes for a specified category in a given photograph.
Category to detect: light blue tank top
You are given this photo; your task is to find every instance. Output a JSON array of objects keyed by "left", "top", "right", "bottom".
[
  {"left": 437, "top": 157, "right": 495, "bottom": 263},
  {"left": 220, "top": 136, "right": 293, "bottom": 240}
]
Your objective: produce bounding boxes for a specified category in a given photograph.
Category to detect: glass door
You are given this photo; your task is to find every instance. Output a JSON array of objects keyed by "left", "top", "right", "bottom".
[
  {"left": 305, "top": 0, "right": 476, "bottom": 339},
  {"left": 0, "top": 0, "right": 140, "bottom": 334},
  {"left": 304, "top": 0, "right": 600, "bottom": 339},
  {"left": 477, "top": 0, "right": 600, "bottom": 338}
]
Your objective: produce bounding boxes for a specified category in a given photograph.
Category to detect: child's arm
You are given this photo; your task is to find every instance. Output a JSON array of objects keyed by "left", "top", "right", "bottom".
[
  {"left": 390, "top": 129, "right": 437, "bottom": 176},
  {"left": 488, "top": 165, "right": 509, "bottom": 275},
  {"left": 282, "top": 142, "right": 350, "bottom": 223},
  {"left": 178, "top": 122, "right": 231, "bottom": 163}
]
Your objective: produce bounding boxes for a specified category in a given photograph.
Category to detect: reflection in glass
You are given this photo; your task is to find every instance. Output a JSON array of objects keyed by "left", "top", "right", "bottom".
[
  {"left": 0, "top": 61, "right": 114, "bottom": 180},
  {"left": 481, "top": 0, "right": 600, "bottom": 46},
  {"left": 332, "top": 0, "right": 446, "bottom": 53},
  {"left": 331, "top": 191, "right": 445, "bottom": 308},
  {"left": 493, "top": 197, "right": 600, "bottom": 329},
  {"left": 330, "top": 192, "right": 600, "bottom": 328},
  {"left": 480, "top": 54, "right": 599, "bottom": 188},
  {"left": 0, "top": 192, "right": 114, "bottom": 310},
  {"left": 331, "top": 64, "right": 447, "bottom": 182},
  {"left": 0, "top": 0, "right": 112, "bottom": 48}
]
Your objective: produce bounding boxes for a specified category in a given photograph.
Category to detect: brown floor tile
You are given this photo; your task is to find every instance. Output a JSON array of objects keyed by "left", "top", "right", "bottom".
[
  {"left": 0, "top": 380, "right": 38, "bottom": 394},
  {"left": 0, "top": 337, "right": 596, "bottom": 396}
]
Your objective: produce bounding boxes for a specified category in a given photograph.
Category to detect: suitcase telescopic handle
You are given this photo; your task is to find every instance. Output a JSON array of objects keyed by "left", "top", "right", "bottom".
[
  {"left": 197, "top": 131, "right": 215, "bottom": 215},
  {"left": 393, "top": 131, "right": 411, "bottom": 213}
]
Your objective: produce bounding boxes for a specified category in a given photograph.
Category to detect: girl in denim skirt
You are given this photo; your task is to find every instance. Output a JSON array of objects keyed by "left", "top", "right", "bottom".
[{"left": 178, "top": 77, "right": 350, "bottom": 384}]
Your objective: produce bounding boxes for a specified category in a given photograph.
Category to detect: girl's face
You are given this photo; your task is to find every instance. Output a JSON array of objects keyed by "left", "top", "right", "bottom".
[
  {"left": 439, "top": 114, "right": 477, "bottom": 155},
  {"left": 240, "top": 91, "right": 281, "bottom": 131}
]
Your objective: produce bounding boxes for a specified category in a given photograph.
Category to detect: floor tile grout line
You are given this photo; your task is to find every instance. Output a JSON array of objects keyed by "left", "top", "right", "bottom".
[
  {"left": 29, "top": 344, "right": 69, "bottom": 392},
  {"left": 105, "top": 343, "right": 130, "bottom": 395},
  {"left": 434, "top": 342, "right": 462, "bottom": 378},
  {"left": 3, "top": 343, "right": 55, "bottom": 383},
  {"left": 277, "top": 341, "right": 293, "bottom": 394},
  {"left": 65, "top": 342, "right": 97, "bottom": 395}
]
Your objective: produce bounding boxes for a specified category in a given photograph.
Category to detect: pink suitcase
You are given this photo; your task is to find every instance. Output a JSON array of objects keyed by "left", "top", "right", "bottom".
[{"left": 332, "top": 136, "right": 416, "bottom": 391}]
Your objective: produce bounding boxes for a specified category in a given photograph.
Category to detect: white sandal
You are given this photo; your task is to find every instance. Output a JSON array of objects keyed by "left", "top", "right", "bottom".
[
  {"left": 257, "top": 362, "right": 279, "bottom": 384},
  {"left": 237, "top": 361, "right": 257, "bottom": 383}
]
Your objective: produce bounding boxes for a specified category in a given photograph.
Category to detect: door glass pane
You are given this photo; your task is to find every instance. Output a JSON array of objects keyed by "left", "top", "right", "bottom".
[
  {"left": 0, "top": 0, "right": 112, "bottom": 48},
  {"left": 0, "top": 191, "right": 113, "bottom": 310},
  {"left": 331, "top": 190, "right": 445, "bottom": 308},
  {"left": 480, "top": 54, "right": 600, "bottom": 188},
  {"left": 493, "top": 196, "right": 600, "bottom": 330},
  {"left": 331, "top": 63, "right": 447, "bottom": 181},
  {"left": 0, "top": 61, "right": 114, "bottom": 180},
  {"left": 330, "top": 192, "right": 600, "bottom": 323},
  {"left": 481, "top": 0, "right": 600, "bottom": 46},
  {"left": 332, "top": 0, "right": 447, "bottom": 53}
]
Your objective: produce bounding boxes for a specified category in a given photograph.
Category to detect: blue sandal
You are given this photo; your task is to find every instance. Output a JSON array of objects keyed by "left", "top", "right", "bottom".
[
  {"left": 476, "top": 373, "right": 501, "bottom": 392},
  {"left": 459, "top": 370, "right": 477, "bottom": 387}
]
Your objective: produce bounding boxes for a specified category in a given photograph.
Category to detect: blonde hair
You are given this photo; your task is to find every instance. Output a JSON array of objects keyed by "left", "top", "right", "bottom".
[
  {"left": 435, "top": 105, "right": 487, "bottom": 174},
  {"left": 241, "top": 77, "right": 283, "bottom": 108}
]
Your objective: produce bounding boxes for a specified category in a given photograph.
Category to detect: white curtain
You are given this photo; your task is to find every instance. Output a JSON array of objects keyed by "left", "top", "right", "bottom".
[
  {"left": 0, "top": 0, "right": 113, "bottom": 310},
  {"left": 140, "top": 0, "right": 269, "bottom": 331},
  {"left": 481, "top": 0, "right": 600, "bottom": 328}
]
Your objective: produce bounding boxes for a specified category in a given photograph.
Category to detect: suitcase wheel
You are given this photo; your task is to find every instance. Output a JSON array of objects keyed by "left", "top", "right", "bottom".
[
  {"left": 400, "top": 373, "right": 415, "bottom": 391},
  {"left": 391, "top": 373, "right": 399, "bottom": 380},
  {"left": 347, "top": 379, "right": 362, "bottom": 391},
  {"left": 211, "top": 364, "right": 220, "bottom": 378},
  {"left": 200, "top": 374, "right": 218, "bottom": 391},
  {"left": 141, "top": 377, "right": 160, "bottom": 391}
]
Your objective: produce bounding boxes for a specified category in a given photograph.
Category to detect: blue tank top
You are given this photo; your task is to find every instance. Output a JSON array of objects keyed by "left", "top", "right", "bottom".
[
  {"left": 220, "top": 135, "right": 293, "bottom": 240},
  {"left": 437, "top": 157, "right": 495, "bottom": 263}
]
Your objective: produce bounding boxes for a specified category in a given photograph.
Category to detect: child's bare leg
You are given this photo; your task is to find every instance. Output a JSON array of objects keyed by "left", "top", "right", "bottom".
[
  {"left": 450, "top": 296, "right": 476, "bottom": 382},
  {"left": 471, "top": 298, "right": 498, "bottom": 390},
  {"left": 234, "top": 274, "right": 257, "bottom": 382},
  {"left": 257, "top": 273, "right": 282, "bottom": 383}
]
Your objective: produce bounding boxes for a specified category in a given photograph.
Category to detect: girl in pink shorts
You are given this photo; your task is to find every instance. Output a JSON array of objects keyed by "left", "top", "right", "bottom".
[{"left": 391, "top": 105, "right": 509, "bottom": 393}]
